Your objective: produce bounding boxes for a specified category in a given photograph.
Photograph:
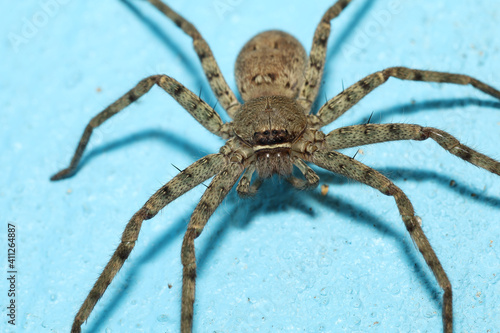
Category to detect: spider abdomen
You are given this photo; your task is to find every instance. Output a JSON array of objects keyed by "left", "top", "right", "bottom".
[{"left": 235, "top": 30, "right": 307, "bottom": 101}]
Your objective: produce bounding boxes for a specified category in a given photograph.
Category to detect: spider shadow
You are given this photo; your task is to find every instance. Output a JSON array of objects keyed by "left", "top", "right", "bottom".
[
  {"left": 74, "top": 129, "right": 215, "bottom": 175},
  {"left": 316, "top": 165, "right": 499, "bottom": 296},
  {"left": 196, "top": 164, "right": 499, "bottom": 320},
  {"left": 351, "top": 97, "right": 500, "bottom": 125},
  {"left": 120, "top": 0, "right": 212, "bottom": 102},
  {"left": 191, "top": 170, "right": 448, "bottom": 311},
  {"left": 327, "top": 0, "right": 376, "bottom": 62},
  {"left": 374, "top": 167, "right": 500, "bottom": 208},
  {"left": 315, "top": 164, "right": 500, "bottom": 212}
]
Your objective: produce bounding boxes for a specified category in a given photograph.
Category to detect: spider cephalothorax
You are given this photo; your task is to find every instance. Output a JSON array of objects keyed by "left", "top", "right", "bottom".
[
  {"left": 232, "top": 95, "right": 308, "bottom": 178},
  {"left": 52, "top": 1, "right": 500, "bottom": 332}
]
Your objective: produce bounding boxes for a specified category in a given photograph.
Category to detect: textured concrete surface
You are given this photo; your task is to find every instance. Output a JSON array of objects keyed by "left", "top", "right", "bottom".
[{"left": 1, "top": 0, "right": 499, "bottom": 332}]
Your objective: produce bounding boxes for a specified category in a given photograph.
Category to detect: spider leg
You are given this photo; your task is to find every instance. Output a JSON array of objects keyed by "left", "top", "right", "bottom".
[
  {"left": 297, "top": 0, "right": 353, "bottom": 113},
  {"left": 180, "top": 162, "right": 244, "bottom": 333},
  {"left": 311, "top": 150, "right": 452, "bottom": 333},
  {"left": 70, "top": 153, "right": 228, "bottom": 333},
  {"left": 315, "top": 66, "right": 500, "bottom": 126},
  {"left": 287, "top": 157, "right": 320, "bottom": 189},
  {"left": 236, "top": 164, "right": 263, "bottom": 197},
  {"left": 325, "top": 123, "right": 500, "bottom": 175},
  {"left": 51, "top": 75, "right": 225, "bottom": 180},
  {"left": 147, "top": 0, "right": 241, "bottom": 118}
]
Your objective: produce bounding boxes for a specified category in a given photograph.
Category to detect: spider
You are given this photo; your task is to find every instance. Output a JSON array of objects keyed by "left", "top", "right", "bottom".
[{"left": 51, "top": 0, "right": 500, "bottom": 332}]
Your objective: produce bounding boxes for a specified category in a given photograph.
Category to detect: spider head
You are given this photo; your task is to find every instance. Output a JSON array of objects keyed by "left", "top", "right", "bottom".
[{"left": 233, "top": 96, "right": 307, "bottom": 178}]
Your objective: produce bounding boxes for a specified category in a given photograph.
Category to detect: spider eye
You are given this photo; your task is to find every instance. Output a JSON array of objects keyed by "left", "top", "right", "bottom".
[
  {"left": 272, "top": 130, "right": 278, "bottom": 135},
  {"left": 263, "top": 130, "right": 270, "bottom": 135}
]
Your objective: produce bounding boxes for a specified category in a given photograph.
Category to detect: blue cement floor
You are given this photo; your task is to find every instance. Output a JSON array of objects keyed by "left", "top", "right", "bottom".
[{"left": 1, "top": 0, "right": 499, "bottom": 332}]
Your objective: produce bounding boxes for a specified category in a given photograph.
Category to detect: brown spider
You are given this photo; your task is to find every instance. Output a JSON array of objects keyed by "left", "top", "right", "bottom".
[{"left": 51, "top": 0, "right": 500, "bottom": 332}]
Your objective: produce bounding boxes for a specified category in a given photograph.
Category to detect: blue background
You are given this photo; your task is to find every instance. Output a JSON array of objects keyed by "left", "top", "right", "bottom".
[{"left": 1, "top": 0, "right": 499, "bottom": 332}]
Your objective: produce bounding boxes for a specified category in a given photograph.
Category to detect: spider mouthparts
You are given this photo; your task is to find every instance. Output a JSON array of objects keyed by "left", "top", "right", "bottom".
[{"left": 255, "top": 148, "right": 293, "bottom": 178}]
